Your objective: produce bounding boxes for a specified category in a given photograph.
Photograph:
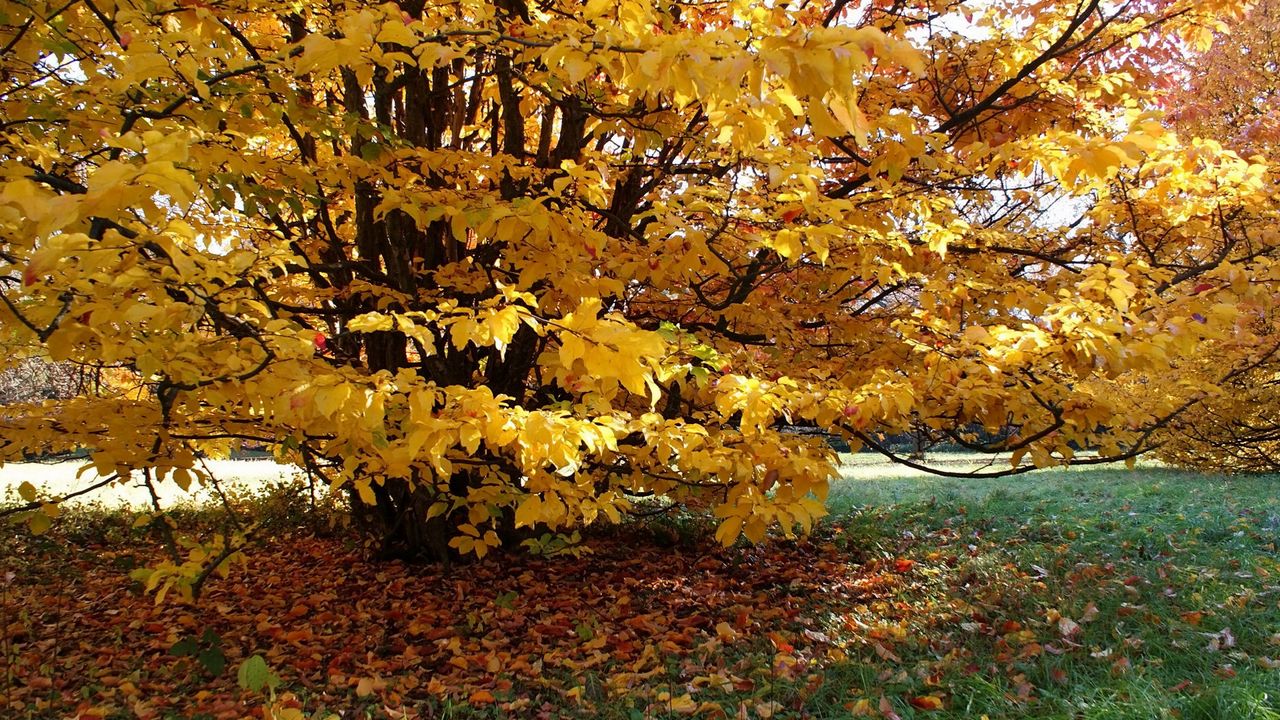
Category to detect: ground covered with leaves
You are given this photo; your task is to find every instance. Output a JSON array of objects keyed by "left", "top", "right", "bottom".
[{"left": 2, "top": 463, "right": 1279, "bottom": 719}]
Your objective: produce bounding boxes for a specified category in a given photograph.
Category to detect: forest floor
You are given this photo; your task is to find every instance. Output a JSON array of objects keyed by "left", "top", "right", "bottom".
[{"left": 1, "top": 459, "right": 1279, "bottom": 719}]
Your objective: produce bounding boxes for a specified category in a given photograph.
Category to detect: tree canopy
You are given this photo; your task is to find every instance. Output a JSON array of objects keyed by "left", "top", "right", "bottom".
[
  {"left": 1, "top": 0, "right": 1275, "bottom": 577},
  {"left": 1145, "top": 0, "right": 1280, "bottom": 472}
]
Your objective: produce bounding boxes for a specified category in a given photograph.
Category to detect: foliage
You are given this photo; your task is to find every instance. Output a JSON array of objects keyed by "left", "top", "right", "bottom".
[
  {"left": 3, "top": 462, "right": 1279, "bottom": 718},
  {"left": 1, "top": 0, "right": 1276, "bottom": 562},
  {"left": 1145, "top": 0, "right": 1280, "bottom": 473}
]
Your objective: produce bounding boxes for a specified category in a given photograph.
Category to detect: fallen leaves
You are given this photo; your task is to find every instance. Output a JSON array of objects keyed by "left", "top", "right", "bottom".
[
  {"left": 0, "top": 528, "right": 928, "bottom": 718},
  {"left": 1202, "top": 627, "right": 1237, "bottom": 652}
]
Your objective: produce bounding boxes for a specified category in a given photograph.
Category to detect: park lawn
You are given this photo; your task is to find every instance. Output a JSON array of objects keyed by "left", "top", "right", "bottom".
[{"left": 0, "top": 461, "right": 1277, "bottom": 719}]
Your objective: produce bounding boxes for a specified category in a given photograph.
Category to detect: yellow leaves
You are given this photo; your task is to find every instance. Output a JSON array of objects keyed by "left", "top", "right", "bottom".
[
  {"left": 45, "top": 327, "right": 88, "bottom": 363},
  {"left": 141, "top": 130, "right": 191, "bottom": 164},
  {"left": 715, "top": 515, "right": 743, "bottom": 546},
  {"left": 712, "top": 457, "right": 831, "bottom": 547},
  {"left": 313, "top": 383, "right": 352, "bottom": 419},
  {"left": 561, "top": 49, "right": 596, "bottom": 84},
  {"left": 440, "top": 300, "right": 539, "bottom": 356},
  {"left": 484, "top": 307, "right": 523, "bottom": 357},
  {"left": 354, "top": 480, "right": 377, "bottom": 506},
  {"left": 119, "top": 52, "right": 171, "bottom": 83},
  {"left": 294, "top": 26, "right": 365, "bottom": 77},
  {"left": 921, "top": 220, "right": 964, "bottom": 259},
  {"left": 909, "top": 695, "right": 945, "bottom": 711},
  {"left": 172, "top": 467, "right": 194, "bottom": 492},
  {"left": 449, "top": 523, "right": 501, "bottom": 559},
  {"left": 514, "top": 495, "right": 543, "bottom": 529},
  {"left": 0, "top": 179, "right": 56, "bottom": 228},
  {"left": 26, "top": 511, "right": 53, "bottom": 535},
  {"left": 17, "top": 481, "right": 38, "bottom": 502},
  {"left": 770, "top": 229, "right": 805, "bottom": 261},
  {"left": 2, "top": 0, "right": 1273, "bottom": 589},
  {"left": 552, "top": 298, "right": 666, "bottom": 403},
  {"left": 741, "top": 516, "right": 769, "bottom": 544},
  {"left": 713, "top": 376, "right": 784, "bottom": 434},
  {"left": 825, "top": 93, "right": 871, "bottom": 146}
]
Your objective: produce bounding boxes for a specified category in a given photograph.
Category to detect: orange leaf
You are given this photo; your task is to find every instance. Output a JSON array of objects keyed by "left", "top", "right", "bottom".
[
  {"left": 908, "top": 695, "right": 945, "bottom": 711},
  {"left": 846, "top": 698, "right": 874, "bottom": 716},
  {"left": 766, "top": 631, "right": 794, "bottom": 654},
  {"left": 355, "top": 677, "right": 375, "bottom": 697},
  {"left": 469, "top": 690, "right": 496, "bottom": 705}
]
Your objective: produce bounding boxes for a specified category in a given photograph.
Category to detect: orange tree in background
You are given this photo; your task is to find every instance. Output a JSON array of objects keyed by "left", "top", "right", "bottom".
[
  {"left": 1133, "top": 0, "right": 1280, "bottom": 472},
  {"left": 0, "top": 0, "right": 1273, "bottom": 582}
]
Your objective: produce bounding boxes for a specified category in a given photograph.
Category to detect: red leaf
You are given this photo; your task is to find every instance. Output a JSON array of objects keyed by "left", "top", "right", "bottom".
[{"left": 766, "top": 631, "right": 794, "bottom": 654}]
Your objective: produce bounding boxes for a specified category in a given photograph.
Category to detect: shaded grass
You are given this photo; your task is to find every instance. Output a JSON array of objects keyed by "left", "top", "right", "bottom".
[{"left": 1, "top": 460, "right": 1278, "bottom": 719}]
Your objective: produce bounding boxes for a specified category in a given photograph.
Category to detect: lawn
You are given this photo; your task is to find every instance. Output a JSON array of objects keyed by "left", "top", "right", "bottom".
[{"left": 1, "top": 459, "right": 1278, "bottom": 719}]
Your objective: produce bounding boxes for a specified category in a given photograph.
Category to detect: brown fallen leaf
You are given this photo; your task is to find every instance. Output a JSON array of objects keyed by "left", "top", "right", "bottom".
[{"left": 878, "top": 695, "right": 902, "bottom": 720}]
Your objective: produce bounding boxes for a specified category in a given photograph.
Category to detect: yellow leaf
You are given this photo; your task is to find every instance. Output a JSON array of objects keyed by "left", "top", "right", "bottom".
[
  {"left": 46, "top": 327, "right": 76, "bottom": 362},
  {"left": 667, "top": 694, "right": 698, "bottom": 714},
  {"left": 715, "top": 515, "right": 743, "bottom": 546},
  {"left": 514, "top": 496, "right": 543, "bottom": 528},
  {"left": 28, "top": 511, "right": 52, "bottom": 535},
  {"left": 17, "top": 481, "right": 37, "bottom": 502},
  {"left": 314, "top": 384, "right": 351, "bottom": 418},
  {"left": 742, "top": 517, "right": 768, "bottom": 544},
  {"left": 828, "top": 93, "right": 869, "bottom": 145}
]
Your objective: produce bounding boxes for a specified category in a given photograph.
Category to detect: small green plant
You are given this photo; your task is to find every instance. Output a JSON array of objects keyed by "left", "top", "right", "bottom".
[
  {"left": 520, "top": 530, "right": 590, "bottom": 557},
  {"left": 169, "top": 628, "right": 226, "bottom": 676},
  {"left": 237, "top": 654, "right": 282, "bottom": 698}
]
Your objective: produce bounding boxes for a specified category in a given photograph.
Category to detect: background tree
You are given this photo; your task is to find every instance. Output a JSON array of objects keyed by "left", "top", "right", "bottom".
[
  {"left": 0, "top": 0, "right": 1270, "bottom": 582},
  {"left": 1128, "top": 0, "right": 1280, "bottom": 472}
]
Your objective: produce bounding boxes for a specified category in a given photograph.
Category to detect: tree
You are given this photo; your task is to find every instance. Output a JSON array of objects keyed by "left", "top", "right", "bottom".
[
  {"left": 0, "top": 0, "right": 1270, "bottom": 577},
  {"left": 1141, "top": 0, "right": 1280, "bottom": 472}
]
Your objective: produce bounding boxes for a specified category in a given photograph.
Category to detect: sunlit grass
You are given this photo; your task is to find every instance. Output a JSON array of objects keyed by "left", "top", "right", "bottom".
[{"left": 805, "top": 457, "right": 1280, "bottom": 720}]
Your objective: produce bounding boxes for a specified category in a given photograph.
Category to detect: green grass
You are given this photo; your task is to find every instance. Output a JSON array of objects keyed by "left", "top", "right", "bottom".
[{"left": 802, "top": 459, "right": 1280, "bottom": 719}]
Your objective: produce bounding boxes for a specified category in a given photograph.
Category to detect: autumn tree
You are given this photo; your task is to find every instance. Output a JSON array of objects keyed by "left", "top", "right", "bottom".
[
  {"left": 1, "top": 0, "right": 1272, "bottom": 580},
  {"left": 1139, "top": 0, "right": 1280, "bottom": 472}
]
